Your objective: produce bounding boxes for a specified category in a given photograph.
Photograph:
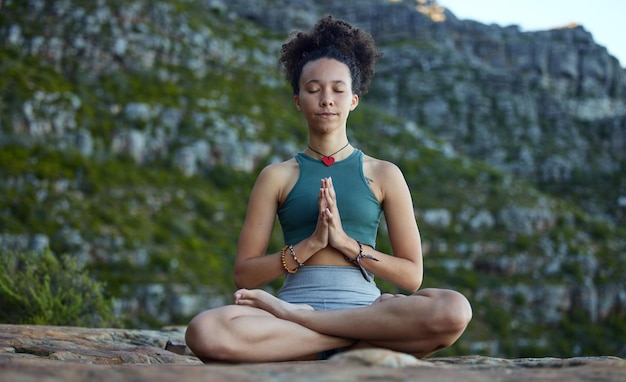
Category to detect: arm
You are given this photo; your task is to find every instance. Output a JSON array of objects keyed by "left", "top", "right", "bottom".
[
  {"left": 233, "top": 165, "right": 286, "bottom": 289},
  {"left": 233, "top": 163, "right": 328, "bottom": 289},
  {"left": 371, "top": 161, "right": 423, "bottom": 291},
  {"left": 323, "top": 163, "right": 423, "bottom": 292}
]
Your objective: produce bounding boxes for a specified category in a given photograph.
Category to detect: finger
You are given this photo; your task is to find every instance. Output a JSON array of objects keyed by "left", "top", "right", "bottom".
[
  {"left": 319, "top": 189, "right": 328, "bottom": 211},
  {"left": 327, "top": 183, "right": 336, "bottom": 202},
  {"left": 323, "top": 188, "right": 336, "bottom": 211},
  {"left": 323, "top": 177, "right": 336, "bottom": 202},
  {"left": 324, "top": 177, "right": 333, "bottom": 192},
  {"left": 322, "top": 208, "right": 334, "bottom": 228}
]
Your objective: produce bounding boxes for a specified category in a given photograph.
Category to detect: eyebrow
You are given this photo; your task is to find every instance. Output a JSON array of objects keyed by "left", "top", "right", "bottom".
[{"left": 305, "top": 79, "right": 347, "bottom": 86}]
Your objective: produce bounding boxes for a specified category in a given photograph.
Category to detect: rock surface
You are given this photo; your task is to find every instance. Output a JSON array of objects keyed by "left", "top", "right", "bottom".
[{"left": 1, "top": 324, "right": 624, "bottom": 381}]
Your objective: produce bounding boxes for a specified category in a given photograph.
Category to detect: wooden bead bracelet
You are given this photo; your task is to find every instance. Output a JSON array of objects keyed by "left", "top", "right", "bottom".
[{"left": 281, "top": 245, "right": 299, "bottom": 274}]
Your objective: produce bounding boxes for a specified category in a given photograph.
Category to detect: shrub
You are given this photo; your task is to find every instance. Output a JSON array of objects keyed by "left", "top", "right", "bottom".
[{"left": 0, "top": 249, "right": 118, "bottom": 327}]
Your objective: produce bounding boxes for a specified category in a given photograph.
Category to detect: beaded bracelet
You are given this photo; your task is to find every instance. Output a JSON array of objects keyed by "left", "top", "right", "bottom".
[
  {"left": 344, "top": 239, "right": 379, "bottom": 282},
  {"left": 289, "top": 244, "right": 304, "bottom": 267},
  {"left": 281, "top": 245, "right": 299, "bottom": 274}
]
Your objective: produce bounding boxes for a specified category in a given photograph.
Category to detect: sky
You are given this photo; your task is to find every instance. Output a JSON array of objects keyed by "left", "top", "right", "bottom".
[{"left": 438, "top": 0, "right": 626, "bottom": 68}]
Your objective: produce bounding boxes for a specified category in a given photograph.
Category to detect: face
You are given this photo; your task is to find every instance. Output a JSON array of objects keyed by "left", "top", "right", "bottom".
[{"left": 294, "top": 58, "right": 359, "bottom": 132}]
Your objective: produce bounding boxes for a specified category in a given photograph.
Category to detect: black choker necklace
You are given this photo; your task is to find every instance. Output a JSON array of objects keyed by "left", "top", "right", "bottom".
[{"left": 307, "top": 142, "right": 350, "bottom": 166}]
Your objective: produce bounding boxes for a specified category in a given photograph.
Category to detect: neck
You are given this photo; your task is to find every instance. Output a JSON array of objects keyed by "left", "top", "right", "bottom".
[{"left": 308, "top": 131, "right": 348, "bottom": 148}]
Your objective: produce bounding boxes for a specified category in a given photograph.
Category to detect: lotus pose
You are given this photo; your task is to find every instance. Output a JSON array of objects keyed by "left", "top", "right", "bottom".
[{"left": 185, "top": 15, "right": 472, "bottom": 362}]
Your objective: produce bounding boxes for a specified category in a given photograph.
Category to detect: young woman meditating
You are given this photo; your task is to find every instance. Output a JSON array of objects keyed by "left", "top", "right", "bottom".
[{"left": 185, "top": 15, "right": 472, "bottom": 362}]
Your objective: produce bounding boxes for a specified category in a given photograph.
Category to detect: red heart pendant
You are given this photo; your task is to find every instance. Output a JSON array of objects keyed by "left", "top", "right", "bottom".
[{"left": 322, "top": 156, "right": 335, "bottom": 166}]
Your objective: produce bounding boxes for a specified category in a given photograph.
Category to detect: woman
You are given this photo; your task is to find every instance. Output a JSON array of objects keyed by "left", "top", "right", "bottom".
[{"left": 185, "top": 15, "right": 472, "bottom": 362}]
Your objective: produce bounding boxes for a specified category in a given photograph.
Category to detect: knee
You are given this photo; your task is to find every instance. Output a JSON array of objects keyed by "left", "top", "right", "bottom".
[
  {"left": 443, "top": 290, "right": 473, "bottom": 331},
  {"left": 185, "top": 311, "right": 214, "bottom": 360},
  {"left": 185, "top": 307, "right": 239, "bottom": 362},
  {"left": 427, "top": 289, "right": 473, "bottom": 334}
]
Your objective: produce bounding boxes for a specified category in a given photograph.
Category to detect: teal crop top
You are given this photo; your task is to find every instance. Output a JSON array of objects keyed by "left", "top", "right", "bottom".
[{"left": 277, "top": 149, "right": 382, "bottom": 248}]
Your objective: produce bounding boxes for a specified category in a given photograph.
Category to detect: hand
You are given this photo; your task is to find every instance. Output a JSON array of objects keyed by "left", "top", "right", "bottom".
[
  {"left": 308, "top": 178, "right": 331, "bottom": 250},
  {"left": 319, "top": 177, "right": 349, "bottom": 250}
]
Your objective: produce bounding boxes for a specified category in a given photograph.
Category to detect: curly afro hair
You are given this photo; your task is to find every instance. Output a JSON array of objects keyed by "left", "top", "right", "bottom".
[{"left": 279, "top": 15, "right": 382, "bottom": 96}]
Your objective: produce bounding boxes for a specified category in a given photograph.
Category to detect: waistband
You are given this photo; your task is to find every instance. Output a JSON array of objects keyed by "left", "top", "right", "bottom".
[{"left": 277, "top": 266, "right": 381, "bottom": 311}]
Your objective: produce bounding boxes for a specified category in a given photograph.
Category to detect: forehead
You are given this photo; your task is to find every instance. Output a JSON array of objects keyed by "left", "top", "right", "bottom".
[{"left": 300, "top": 58, "right": 352, "bottom": 83}]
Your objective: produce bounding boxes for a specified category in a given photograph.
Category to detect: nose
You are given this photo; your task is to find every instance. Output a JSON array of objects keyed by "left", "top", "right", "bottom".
[{"left": 320, "top": 91, "right": 334, "bottom": 107}]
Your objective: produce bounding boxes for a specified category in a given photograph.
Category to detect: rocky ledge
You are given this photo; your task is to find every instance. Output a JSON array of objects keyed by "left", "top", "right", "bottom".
[{"left": 0, "top": 324, "right": 624, "bottom": 381}]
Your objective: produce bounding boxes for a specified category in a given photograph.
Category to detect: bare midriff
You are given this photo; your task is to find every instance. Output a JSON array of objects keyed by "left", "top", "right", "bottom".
[{"left": 301, "top": 247, "right": 355, "bottom": 267}]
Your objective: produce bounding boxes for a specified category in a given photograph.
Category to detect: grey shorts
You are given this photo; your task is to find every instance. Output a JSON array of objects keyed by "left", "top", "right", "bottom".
[{"left": 277, "top": 266, "right": 381, "bottom": 311}]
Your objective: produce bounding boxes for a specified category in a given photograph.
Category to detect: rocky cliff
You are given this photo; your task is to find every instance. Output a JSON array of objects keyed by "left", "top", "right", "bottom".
[
  {"left": 0, "top": 0, "right": 624, "bottom": 358},
  {"left": 229, "top": 0, "right": 626, "bottom": 223}
]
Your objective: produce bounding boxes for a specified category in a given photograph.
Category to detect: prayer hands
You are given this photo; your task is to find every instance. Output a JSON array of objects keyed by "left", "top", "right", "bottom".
[{"left": 314, "top": 177, "right": 348, "bottom": 250}]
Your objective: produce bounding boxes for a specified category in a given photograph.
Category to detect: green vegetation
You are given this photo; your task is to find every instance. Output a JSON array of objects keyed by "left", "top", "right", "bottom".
[
  {"left": 0, "top": 144, "right": 257, "bottom": 326},
  {"left": 0, "top": 249, "right": 117, "bottom": 327}
]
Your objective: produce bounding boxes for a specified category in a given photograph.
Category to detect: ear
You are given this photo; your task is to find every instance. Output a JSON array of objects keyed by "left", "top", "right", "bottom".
[
  {"left": 294, "top": 95, "right": 301, "bottom": 111},
  {"left": 350, "top": 94, "right": 359, "bottom": 111}
]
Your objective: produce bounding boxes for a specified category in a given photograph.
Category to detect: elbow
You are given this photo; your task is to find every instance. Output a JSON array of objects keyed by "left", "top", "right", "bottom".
[
  {"left": 234, "top": 277, "right": 253, "bottom": 290},
  {"left": 233, "top": 277, "right": 244, "bottom": 290},
  {"left": 233, "top": 268, "right": 261, "bottom": 290},
  {"left": 406, "top": 270, "right": 423, "bottom": 293},
  {"left": 233, "top": 258, "right": 275, "bottom": 289},
  {"left": 407, "top": 278, "right": 422, "bottom": 294},
  {"left": 393, "top": 273, "right": 422, "bottom": 294},
  {"left": 233, "top": 271, "right": 249, "bottom": 290},
  {"left": 233, "top": 266, "right": 247, "bottom": 289}
]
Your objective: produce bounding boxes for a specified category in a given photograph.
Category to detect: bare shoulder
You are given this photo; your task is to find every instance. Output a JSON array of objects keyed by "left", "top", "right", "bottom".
[
  {"left": 253, "top": 157, "right": 300, "bottom": 204},
  {"left": 257, "top": 157, "right": 299, "bottom": 179},
  {"left": 362, "top": 153, "right": 405, "bottom": 182},
  {"left": 362, "top": 154, "right": 408, "bottom": 202}
]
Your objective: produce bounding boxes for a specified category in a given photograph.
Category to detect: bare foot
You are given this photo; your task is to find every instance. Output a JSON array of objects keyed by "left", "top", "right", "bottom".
[{"left": 234, "top": 289, "right": 313, "bottom": 319}]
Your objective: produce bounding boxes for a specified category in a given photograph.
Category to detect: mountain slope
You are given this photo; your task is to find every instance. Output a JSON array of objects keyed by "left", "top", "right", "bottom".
[{"left": 0, "top": 0, "right": 624, "bottom": 357}]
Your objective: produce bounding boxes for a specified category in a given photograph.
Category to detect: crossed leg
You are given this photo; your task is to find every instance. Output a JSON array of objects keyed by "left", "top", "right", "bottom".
[
  {"left": 185, "top": 288, "right": 472, "bottom": 362},
  {"left": 185, "top": 303, "right": 354, "bottom": 362}
]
